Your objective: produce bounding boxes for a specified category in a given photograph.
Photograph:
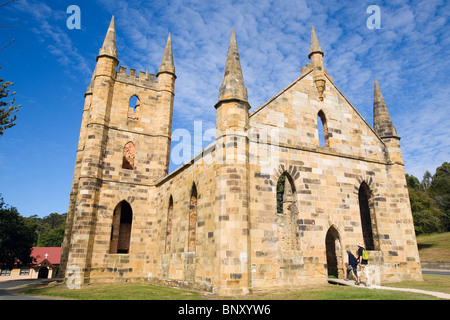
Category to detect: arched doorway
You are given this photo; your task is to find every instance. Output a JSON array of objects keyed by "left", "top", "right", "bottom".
[
  {"left": 38, "top": 267, "right": 49, "bottom": 279},
  {"left": 325, "top": 226, "right": 343, "bottom": 278},
  {"left": 109, "top": 200, "right": 133, "bottom": 254}
]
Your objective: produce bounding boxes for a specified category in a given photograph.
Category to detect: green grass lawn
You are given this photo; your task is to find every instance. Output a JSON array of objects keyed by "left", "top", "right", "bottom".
[
  {"left": 417, "top": 232, "right": 450, "bottom": 262},
  {"left": 24, "top": 282, "right": 204, "bottom": 300},
  {"left": 382, "top": 275, "right": 450, "bottom": 294},
  {"left": 23, "top": 275, "right": 449, "bottom": 300}
]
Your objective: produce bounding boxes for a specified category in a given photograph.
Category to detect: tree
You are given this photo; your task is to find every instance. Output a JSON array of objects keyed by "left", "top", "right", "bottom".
[
  {"left": 408, "top": 187, "right": 447, "bottom": 234},
  {"left": 0, "top": 1, "right": 19, "bottom": 51},
  {"left": 0, "top": 66, "right": 21, "bottom": 135},
  {"left": 406, "top": 163, "right": 450, "bottom": 234},
  {"left": 0, "top": 195, "right": 37, "bottom": 269},
  {"left": 429, "top": 162, "right": 450, "bottom": 230},
  {"left": 37, "top": 225, "right": 65, "bottom": 247},
  {"left": 406, "top": 174, "right": 421, "bottom": 189},
  {"left": 406, "top": 172, "right": 448, "bottom": 234},
  {"left": 23, "top": 212, "right": 66, "bottom": 247},
  {"left": 421, "top": 170, "right": 432, "bottom": 190}
]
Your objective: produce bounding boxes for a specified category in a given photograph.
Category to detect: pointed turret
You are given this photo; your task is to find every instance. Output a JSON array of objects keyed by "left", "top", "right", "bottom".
[
  {"left": 85, "top": 66, "right": 96, "bottom": 95},
  {"left": 157, "top": 33, "right": 176, "bottom": 77},
  {"left": 373, "top": 79, "right": 398, "bottom": 138},
  {"left": 308, "top": 26, "right": 324, "bottom": 58},
  {"left": 215, "top": 28, "right": 249, "bottom": 134},
  {"left": 213, "top": 28, "right": 251, "bottom": 296},
  {"left": 308, "top": 26, "right": 326, "bottom": 101},
  {"left": 98, "top": 16, "right": 118, "bottom": 62},
  {"left": 216, "top": 27, "right": 248, "bottom": 106}
]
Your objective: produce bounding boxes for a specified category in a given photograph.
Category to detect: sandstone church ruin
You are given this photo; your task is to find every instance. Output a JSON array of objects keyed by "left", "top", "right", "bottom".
[{"left": 60, "top": 17, "right": 422, "bottom": 295}]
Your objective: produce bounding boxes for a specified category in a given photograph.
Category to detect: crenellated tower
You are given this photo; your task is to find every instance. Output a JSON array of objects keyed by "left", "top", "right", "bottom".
[{"left": 60, "top": 16, "right": 176, "bottom": 283}]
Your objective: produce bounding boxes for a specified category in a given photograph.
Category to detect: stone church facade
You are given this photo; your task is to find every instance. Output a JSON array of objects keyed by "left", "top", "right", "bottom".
[{"left": 60, "top": 17, "right": 422, "bottom": 296}]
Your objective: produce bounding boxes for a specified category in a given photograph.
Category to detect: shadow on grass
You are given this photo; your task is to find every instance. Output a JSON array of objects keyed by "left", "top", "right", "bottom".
[{"left": 418, "top": 243, "right": 434, "bottom": 250}]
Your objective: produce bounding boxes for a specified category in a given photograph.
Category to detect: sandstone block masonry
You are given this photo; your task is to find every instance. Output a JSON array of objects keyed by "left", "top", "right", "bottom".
[{"left": 60, "top": 18, "right": 422, "bottom": 296}]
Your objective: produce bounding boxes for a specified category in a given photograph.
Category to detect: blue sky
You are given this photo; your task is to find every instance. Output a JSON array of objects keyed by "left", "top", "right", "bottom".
[{"left": 0, "top": 0, "right": 449, "bottom": 217}]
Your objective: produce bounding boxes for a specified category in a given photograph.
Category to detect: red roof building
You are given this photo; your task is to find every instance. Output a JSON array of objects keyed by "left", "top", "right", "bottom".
[
  {"left": 31, "top": 247, "right": 62, "bottom": 266},
  {"left": 0, "top": 247, "right": 62, "bottom": 281}
]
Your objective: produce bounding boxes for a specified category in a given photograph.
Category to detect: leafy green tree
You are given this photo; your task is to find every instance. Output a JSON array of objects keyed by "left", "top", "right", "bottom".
[
  {"left": 37, "top": 225, "right": 65, "bottom": 247},
  {"left": 0, "top": 66, "right": 21, "bottom": 135},
  {"left": 408, "top": 187, "right": 447, "bottom": 234},
  {"left": 421, "top": 170, "right": 432, "bottom": 190},
  {"left": 24, "top": 212, "right": 66, "bottom": 246},
  {"left": 406, "top": 163, "right": 450, "bottom": 234},
  {"left": 406, "top": 174, "right": 421, "bottom": 189},
  {"left": 0, "top": 195, "right": 37, "bottom": 269},
  {"left": 429, "top": 162, "right": 450, "bottom": 230}
]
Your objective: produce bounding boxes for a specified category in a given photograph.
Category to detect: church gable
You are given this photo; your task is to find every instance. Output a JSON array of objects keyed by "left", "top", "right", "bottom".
[{"left": 249, "top": 68, "right": 386, "bottom": 162}]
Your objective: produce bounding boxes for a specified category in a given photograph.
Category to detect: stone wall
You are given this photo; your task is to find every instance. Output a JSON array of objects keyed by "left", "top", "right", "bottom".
[{"left": 421, "top": 261, "right": 450, "bottom": 270}]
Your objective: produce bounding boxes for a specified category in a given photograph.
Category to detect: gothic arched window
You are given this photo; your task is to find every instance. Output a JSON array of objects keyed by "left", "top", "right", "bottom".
[
  {"left": 276, "top": 172, "right": 298, "bottom": 250},
  {"left": 109, "top": 201, "right": 133, "bottom": 254},
  {"left": 358, "top": 182, "right": 379, "bottom": 250},
  {"left": 128, "top": 95, "right": 140, "bottom": 120}
]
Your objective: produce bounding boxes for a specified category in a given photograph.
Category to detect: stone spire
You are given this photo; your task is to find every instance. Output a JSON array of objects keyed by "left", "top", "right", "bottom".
[
  {"left": 308, "top": 26, "right": 326, "bottom": 101},
  {"left": 373, "top": 79, "right": 398, "bottom": 138},
  {"left": 98, "top": 16, "right": 118, "bottom": 61},
  {"left": 308, "top": 25, "right": 323, "bottom": 58},
  {"left": 86, "top": 66, "right": 96, "bottom": 94},
  {"left": 157, "top": 33, "right": 176, "bottom": 77},
  {"left": 216, "top": 27, "right": 248, "bottom": 106}
]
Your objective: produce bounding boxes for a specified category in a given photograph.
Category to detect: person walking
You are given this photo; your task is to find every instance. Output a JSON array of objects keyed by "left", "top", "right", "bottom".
[
  {"left": 356, "top": 243, "right": 370, "bottom": 286},
  {"left": 345, "top": 249, "right": 358, "bottom": 281}
]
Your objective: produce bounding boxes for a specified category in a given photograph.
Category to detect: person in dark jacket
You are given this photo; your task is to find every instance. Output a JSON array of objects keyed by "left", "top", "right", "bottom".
[{"left": 345, "top": 249, "right": 358, "bottom": 280}]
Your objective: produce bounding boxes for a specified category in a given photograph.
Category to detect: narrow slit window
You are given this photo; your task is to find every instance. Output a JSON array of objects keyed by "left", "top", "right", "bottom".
[
  {"left": 317, "top": 110, "right": 329, "bottom": 147},
  {"left": 188, "top": 184, "right": 197, "bottom": 252},
  {"left": 122, "top": 141, "right": 135, "bottom": 170},
  {"left": 165, "top": 196, "right": 174, "bottom": 254}
]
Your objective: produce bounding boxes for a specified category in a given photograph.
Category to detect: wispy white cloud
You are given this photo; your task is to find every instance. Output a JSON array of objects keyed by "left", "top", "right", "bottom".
[
  {"left": 0, "top": 0, "right": 447, "bottom": 217},
  {"left": 92, "top": 0, "right": 449, "bottom": 177},
  {"left": 14, "top": 0, "right": 444, "bottom": 177},
  {"left": 6, "top": 0, "right": 91, "bottom": 77}
]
